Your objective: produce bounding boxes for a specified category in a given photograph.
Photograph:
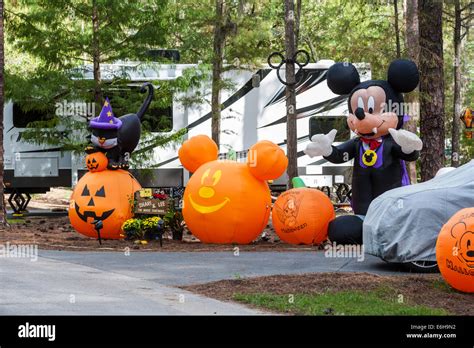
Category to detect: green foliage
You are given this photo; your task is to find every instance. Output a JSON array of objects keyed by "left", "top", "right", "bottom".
[
  {"left": 163, "top": 208, "right": 184, "bottom": 241},
  {"left": 121, "top": 218, "right": 143, "bottom": 240},
  {"left": 442, "top": 1, "right": 474, "bottom": 165},
  {"left": 298, "top": 0, "right": 396, "bottom": 78},
  {"left": 141, "top": 216, "right": 162, "bottom": 231},
  {"left": 164, "top": 0, "right": 278, "bottom": 67},
  {"left": 6, "top": 0, "right": 168, "bottom": 68}
]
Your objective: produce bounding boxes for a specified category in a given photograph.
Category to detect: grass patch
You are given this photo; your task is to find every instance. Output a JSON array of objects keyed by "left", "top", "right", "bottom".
[
  {"left": 234, "top": 289, "right": 449, "bottom": 315},
  {"left": 431, "top": 279, "right": 454, "bottom": 293},
  {"left": 6, "top": 218, "right": 26, "bottom": 225}
]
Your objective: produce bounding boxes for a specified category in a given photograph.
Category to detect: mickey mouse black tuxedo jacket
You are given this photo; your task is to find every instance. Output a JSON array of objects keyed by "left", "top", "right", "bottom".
[{"left": 324, "top": 135, "right": 419, "bottom": 215}]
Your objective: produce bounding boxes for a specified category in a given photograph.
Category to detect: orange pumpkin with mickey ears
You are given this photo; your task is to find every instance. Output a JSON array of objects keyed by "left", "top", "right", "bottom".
[
  {"left": 436, "top": 208, "right": 474, "bottom": 293},
  {"left": 85, "top": 152, "right": 108, "bottom": 172},
  {"left": 179, "top": 135, "right": 287, "bottom": 244},
  {"left": 69, "top": 169, "right": 141, "bottom": 239}
]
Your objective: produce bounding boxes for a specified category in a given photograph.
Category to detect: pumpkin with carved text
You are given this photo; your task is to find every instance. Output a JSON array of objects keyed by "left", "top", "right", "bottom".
[
  {"left": 272, "top": 186, "right": 335, "bottom": 245},
  {"left": 436, "top": 208, "right": 474, "bottom": 293}
]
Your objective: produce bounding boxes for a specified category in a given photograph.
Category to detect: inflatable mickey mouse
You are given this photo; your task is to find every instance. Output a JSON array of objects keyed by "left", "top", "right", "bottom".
[{"left": 304, "top": 59, "right": 422, "bottom": 245}]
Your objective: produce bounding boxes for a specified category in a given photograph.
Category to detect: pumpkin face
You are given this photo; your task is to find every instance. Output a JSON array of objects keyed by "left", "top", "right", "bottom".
[
  {"left": 436, "top": 208, "right": 474, "bottom": 293},
  {"left": 86, "top": 152, "right": 108, "bottom": 172},
  {"left": 272, "top": 188, "right": 335, "bottom": 245},
  {"left": 69, "top": 169, "right": 141, "bottom": 239},
  {"left": 183, "top": 161, "right": 272, "bottom": 244},
  {"left": 179, "top": 135, "right": 287, "bottom": 244}
]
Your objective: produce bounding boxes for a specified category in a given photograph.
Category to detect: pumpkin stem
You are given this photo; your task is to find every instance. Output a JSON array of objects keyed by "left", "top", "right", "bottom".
[{"left": 291, "top": 177, "right": 306, "bottom": 188}]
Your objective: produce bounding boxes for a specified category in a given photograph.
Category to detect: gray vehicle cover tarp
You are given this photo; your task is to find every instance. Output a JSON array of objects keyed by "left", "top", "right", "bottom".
[{"left": 363, "top": 160, "right": 474, "bottom": 263}]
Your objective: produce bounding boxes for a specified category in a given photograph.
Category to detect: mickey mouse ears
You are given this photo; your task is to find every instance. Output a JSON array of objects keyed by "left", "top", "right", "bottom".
[
  {"left": 326, "top": 62, "right": 360, "bottom": 95},
  {"left": 327, "top": 59, "right": 420, "bottom": 96},
  {"left": 387, "top": 59, "right": 419, "bottom": 93}
]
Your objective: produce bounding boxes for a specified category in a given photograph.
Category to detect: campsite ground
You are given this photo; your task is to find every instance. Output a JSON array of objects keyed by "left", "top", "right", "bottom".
[{"left": 1, "top": 188, "right": 472, "bottom": 315}]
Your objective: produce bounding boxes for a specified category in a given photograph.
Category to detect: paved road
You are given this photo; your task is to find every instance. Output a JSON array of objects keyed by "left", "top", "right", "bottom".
[
  {"left": 0, "top": 250, "right": 407, "bottom": 315},
  {"left": 39, "top": 250, "right": 407, "bottom": 285},
  {"left": 0, "top": 255, "right": 261, "bottom": 315}
]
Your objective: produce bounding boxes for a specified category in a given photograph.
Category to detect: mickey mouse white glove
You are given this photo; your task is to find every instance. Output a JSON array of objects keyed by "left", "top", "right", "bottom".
[
  {"left": 389, "top": 128, "right": 423, "bottom": 154},
  {"left": 304, "top": 129, "right": 337, "bottom": 158}
]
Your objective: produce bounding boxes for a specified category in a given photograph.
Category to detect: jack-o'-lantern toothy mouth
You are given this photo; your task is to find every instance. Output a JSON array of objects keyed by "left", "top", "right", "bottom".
[
  {"left": 189, "top": 195, "right": 230, "bottom": 214},
  {"left": 74, "top": 202, "right": 115, "bottom": 223}
]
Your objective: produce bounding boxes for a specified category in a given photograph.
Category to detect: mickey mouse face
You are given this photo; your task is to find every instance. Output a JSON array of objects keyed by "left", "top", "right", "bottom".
[
  {"left": 327, "top": 59, "right": 419, "bottom": 139},
  {"left": 348, "top": 86, "right": 398, "bottom": 138}
]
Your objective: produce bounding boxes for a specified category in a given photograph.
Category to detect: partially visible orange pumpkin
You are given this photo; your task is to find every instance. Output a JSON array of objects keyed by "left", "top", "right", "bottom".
[
  {"left": 85, "top": 152, "right": 108, "bottom": 172},
  {"left": 436, "top": 208, "right": 474, "bottom": 293},
  {"left": 179, "top": 135, "right": 218, "bottom": 173},
  {"left": 247, "top": 140, "right": 288, "bottom": 180},
  {"left": 180, "top": 136, "right": 288, "bottom": 244},
  {"left": 272, "top": 186, "right": 335, "bottom": 245},
  {"left": 69, "top": 169, "right": 141, "bottom": 240}
]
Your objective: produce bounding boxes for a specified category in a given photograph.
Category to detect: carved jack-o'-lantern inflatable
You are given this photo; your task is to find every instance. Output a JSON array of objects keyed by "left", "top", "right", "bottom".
[
  {"left": 179, "top": 135, "right": 287, "bottom": 244},
  {"left": 272, "top": 178, "right": 335, "bottom": 245},
  {"left": 86, "top": 152, "right": 108, "bottom": 173},
  {"left": 69, "top": 154, "right": 141, "bottom": 240},
  {"left": 436, "top": 208, "right": 474, "bottom": 293}
]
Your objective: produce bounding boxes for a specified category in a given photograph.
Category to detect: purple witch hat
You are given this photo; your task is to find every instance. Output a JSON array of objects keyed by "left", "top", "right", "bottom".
[{"left": 89, "top": 97, "right": 122, "bottom": 130}]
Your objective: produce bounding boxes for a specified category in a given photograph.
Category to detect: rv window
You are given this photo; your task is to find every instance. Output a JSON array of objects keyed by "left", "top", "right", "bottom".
[
  {"left": 12, "top": 104, "right": 55, "bottom": 128},
  {"left": 309, "top": 116, "right": 350, "bottom": 142}
]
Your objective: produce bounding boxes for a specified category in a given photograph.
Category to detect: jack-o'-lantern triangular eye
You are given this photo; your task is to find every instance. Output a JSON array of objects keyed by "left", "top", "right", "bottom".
[
  {"left": 81, "top": 185, "right": 90, "bottom": 196},
  {"left": 95, "top": 186, "right": 105, "bottom": 197},
  {"left": 92, "top": 158, "right": 97, "bottom": 163}
]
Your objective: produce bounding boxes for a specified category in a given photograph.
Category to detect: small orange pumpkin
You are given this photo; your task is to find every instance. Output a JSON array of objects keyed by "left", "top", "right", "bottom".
[
  {"left": 85, "top": 152, "right": 108, "bottom": 172},
  {"left": 69, "top": 169, "right": 141, "bottom": 240},
  {"left": 179, "top": 136, "right": 287, "bottom": 244},
  {"left": 436, "top": 208, "right": 474, "bottom": 293},
  {"left": 272, "top": 184, "right": 335, "bottom": 245}
]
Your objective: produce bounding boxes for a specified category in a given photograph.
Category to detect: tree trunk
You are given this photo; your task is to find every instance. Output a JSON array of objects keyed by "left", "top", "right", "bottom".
[
  {"left": 0, "top": 0, "right": 6, "bottom": 227},
  {"left": 285, "top": 0, "right": 298, "bottom": 188},
  {"left": 418, "top": 0, "right": 445, "bottom": 181},
  {"left": 294, "top": 0, "right": 302, "bottom": 47},
  {"left": 394, "top": 0, "right": 401, "bottom": 58},
  {"left": 211, "top": 0, "right": 226, "bottom": 147},
  {"left": 451, "top": 0, "right": 462, "bottom": 167},
  {"left": 404, "top": 0, "right": 419, "bottom": 183},
  {"left": 92, "top": 0, "right": 102, "bottom": 107}
]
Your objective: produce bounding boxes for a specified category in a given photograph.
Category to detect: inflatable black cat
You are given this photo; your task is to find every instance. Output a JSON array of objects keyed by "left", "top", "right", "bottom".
[
  {"left": 86, "top": 83, "right": 154, "bottom": 169},
  {"left": 304, "top": 59, "right": 422, "bottom": 245}
]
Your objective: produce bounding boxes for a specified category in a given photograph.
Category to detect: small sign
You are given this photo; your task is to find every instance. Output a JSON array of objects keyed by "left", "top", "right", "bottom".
[
  {"left": 139, "top": 188, "right": 152, "bottom": 198},
  {"left": 134, "top": 188, "right": 179, "bottom": 215},
  {"left": 135, "top": 195, "right": 172, "bottom": 215}
]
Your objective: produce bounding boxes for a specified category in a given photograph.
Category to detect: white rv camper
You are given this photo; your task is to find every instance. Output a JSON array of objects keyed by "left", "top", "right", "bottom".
[{"left": 3, "top": 60, "right": 370, "bottom": 213}]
